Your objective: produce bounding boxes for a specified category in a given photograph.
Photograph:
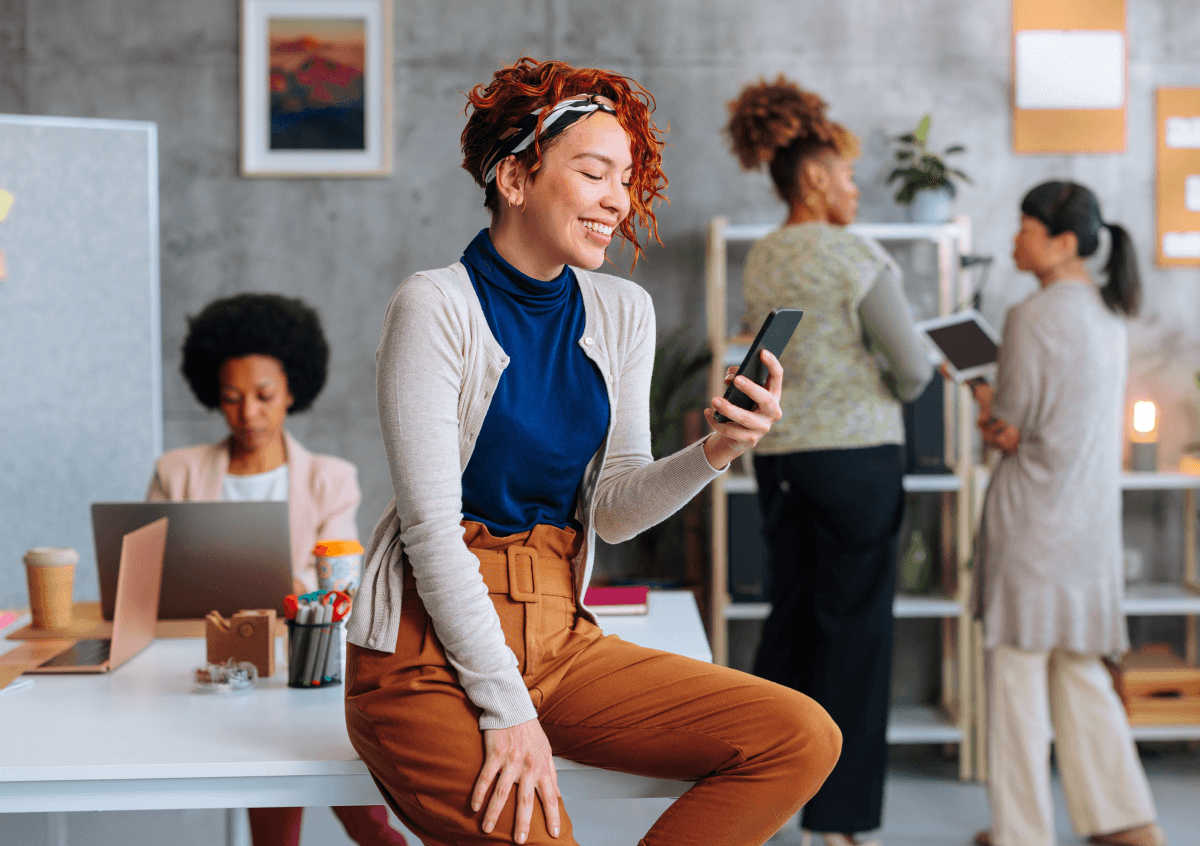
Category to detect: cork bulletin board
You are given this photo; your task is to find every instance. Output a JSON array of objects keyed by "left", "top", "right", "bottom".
[
  {"left": 1156, "top": 89, "right": 1200, "bottom": 267},
  {"left": 1012, "top": 0, "right": 1127, "bottom": 154}
]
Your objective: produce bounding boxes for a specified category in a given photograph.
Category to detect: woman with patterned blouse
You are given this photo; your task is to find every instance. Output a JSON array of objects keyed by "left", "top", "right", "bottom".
[{"left": 726, "top": 77, "right": 932, "bottom": 846}]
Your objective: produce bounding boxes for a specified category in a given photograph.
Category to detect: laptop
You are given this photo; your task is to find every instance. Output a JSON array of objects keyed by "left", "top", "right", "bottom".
[
  {"left": 17, "top": 517, "right": 167, "bottom": 674},
  {"left": 92, "top": 502, "right": 294, "bottom": 620}
]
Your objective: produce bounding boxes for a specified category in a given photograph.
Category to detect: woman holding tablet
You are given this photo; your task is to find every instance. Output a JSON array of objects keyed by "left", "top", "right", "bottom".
[
  {"left": 725, "top": 77, "right": 932, "bottom": 846},
  {"left": 146, "top": 293, "right": 409, "bottom": 846},
  {"left": 968, "top": 182, "right": 1163, "bottom": 846},
  {"left": 344, "top": 58, "right": 841, "bottom": 846}
]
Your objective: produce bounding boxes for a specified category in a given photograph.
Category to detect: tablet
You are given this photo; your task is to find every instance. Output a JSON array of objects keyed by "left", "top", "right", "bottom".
[{"left": 914, "top": 309, "right": 1001, "bottom": 382}]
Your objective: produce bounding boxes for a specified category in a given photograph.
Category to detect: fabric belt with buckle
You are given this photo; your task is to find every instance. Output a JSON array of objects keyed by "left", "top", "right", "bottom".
[{"left": 402, "top": 547, "right": 575, "bottom": 602}]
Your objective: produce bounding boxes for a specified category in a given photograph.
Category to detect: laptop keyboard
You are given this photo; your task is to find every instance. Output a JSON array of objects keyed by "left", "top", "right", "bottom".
[{"left": 39, "top": 638, "right": 111, "bottom": 668}]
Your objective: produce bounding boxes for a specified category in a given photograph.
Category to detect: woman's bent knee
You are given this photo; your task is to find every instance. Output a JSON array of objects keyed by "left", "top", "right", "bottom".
[{"left": 768, "top": 685, "right": 842, "bottom": 782}]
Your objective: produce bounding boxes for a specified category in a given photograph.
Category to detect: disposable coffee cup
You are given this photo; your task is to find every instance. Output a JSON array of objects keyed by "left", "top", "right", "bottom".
[
  {"left": 313, "top": 539, "right": 364, "bottom": 596},
  {"left": 23, "top": 547, "right": 79, "bottom": 630}
]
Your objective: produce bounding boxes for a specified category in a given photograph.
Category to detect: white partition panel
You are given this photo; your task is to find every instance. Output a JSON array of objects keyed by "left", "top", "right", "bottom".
[{"left": 0, "top": 114, "right": 161, "bottom": 609}]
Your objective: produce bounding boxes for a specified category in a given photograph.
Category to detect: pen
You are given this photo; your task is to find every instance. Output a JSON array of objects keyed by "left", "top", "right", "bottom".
[
  {"left": 311, "top": 602, "right": 332, "bottom": 685},
  {"left": 300, "top": 602, "right": 324, "bottom": 687},
  {"left": 291, "top": 602, "right": 312, "bottom": 686}
]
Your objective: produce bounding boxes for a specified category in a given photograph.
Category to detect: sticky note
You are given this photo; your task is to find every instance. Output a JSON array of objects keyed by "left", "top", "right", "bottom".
[
  {"left": 1015, "top": 30, "right": 1125, "bottom": 110},
  {"left": 0, "top": 188, "right": 12, "bottom": 221},
  {"left": 1162, "top": 232, "right": 1200, "bottom": 259},
  {"left": 1166, "top": 117, "right": 1200, "bottom": 149}
]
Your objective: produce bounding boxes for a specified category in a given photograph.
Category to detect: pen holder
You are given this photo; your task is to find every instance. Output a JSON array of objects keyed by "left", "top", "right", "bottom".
[{"left": 286, "top": 618, "right": 343, "bottom": 688}]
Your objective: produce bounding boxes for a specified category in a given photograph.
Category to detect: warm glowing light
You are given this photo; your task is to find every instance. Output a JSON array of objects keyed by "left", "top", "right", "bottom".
[{"left": 1132, "top": 400, "right": 1157, "bottom": 437}]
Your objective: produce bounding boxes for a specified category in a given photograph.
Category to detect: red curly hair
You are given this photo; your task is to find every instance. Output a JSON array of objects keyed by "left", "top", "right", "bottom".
[{"left": 462, "top": 58, "right": 667, "bottom": 269}]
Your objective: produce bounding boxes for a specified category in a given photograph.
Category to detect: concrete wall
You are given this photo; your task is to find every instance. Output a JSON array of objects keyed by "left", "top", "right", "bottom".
[
  {"left": 4, "top": 0, "right": 1199, "bottom": 553},
  {"left": 3, "top": 1, "right": 1199, "bottom": 843}
]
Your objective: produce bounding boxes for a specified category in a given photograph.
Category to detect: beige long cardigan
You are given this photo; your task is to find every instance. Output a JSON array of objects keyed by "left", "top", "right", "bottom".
[
  {"left": 146, "top": 430, "right": 360, "bottom": 593},
  {"left": 352, "top": 263, "right": 724, "bottom": 730}
]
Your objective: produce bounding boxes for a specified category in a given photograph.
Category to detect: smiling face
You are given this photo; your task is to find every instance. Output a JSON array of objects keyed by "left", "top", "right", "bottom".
[
  {"left": 218, "top": 354, "right": 293, "bottom": 457},
  {"left": 492, "top": 111, "right": 633, "bottom": 280}
]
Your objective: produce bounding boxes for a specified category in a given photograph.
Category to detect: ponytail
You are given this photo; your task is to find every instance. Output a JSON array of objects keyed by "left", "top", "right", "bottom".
[
  {"left": 1020, "top": 181, "right": 1142, "bottom": 318},
  {"left": 1100, "top": 222, "right": 1141, "bottom": 316}
]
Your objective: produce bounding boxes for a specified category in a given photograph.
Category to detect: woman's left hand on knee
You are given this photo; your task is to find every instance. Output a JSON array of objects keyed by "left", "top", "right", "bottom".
[{"left": 472, "top": 719, "right": 561, "bottom": 843}]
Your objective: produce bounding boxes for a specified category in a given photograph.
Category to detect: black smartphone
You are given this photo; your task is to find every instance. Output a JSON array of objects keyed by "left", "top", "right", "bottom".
[{"left": 713, "top": 307, "right": 803, "bottom": 423}]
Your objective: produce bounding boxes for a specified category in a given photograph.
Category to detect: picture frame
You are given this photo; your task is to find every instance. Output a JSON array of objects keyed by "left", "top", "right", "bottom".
[{"left": 240, "top": 0, "right": 392, "bottom": 177}]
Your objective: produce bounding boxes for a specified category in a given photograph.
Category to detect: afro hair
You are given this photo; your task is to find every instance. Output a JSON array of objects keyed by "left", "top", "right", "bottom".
[{"left": 180, "top": 293, "right": 329, "bottom": 414}]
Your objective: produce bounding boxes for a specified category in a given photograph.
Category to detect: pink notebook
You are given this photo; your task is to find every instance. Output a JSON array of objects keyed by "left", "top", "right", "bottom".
[{"left": 584, "top": 586, "right": 649, "bottom": 615}]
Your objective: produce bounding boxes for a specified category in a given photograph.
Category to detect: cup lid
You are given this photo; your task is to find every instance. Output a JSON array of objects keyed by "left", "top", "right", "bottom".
[
  {"left": 24, "top": 547, "right": 79, "bottom": 567},
  {"left": 313, "top": 539, "right": 364, "bottom": 557}
]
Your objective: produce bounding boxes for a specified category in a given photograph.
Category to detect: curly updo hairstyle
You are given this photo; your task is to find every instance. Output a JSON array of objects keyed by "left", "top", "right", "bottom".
[
  {"left": 726, "top": 75, "right": 859, "bottom": 206},
  {"left": 461, "top": 57, "right": 668, "bottom": 268},
  {"left": 180, "top": 293, "right": 329, "bottom": 413}
]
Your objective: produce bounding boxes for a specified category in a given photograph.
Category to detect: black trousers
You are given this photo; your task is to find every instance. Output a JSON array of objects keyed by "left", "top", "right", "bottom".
[{"left": 752, "top": 444, "right": 904, "bottom": 834}]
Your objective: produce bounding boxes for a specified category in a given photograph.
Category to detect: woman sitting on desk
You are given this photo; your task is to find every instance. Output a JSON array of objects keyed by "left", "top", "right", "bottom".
[
  {"left": 146, "top": 292, "right": 408, "bottom": 846},
  {"left": 344, "top": 57, "right": 841, "bottom": 846}
]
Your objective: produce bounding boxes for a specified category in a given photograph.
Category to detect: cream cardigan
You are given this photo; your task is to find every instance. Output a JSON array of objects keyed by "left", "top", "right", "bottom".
[
  {"left": 146, "top": 430, "right": 361, "bottom": 593},
  {"left": 350, "top": 262, "right": 723, "bottom": 730}
]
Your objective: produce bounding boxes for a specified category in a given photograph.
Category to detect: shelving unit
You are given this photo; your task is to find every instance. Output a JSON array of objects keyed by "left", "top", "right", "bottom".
[
  {"left": 705, "top": 216, "right": 979, "bottom": 778},
  {"left": 970, "top": 470, "right": 1200, "bottom": 774}
]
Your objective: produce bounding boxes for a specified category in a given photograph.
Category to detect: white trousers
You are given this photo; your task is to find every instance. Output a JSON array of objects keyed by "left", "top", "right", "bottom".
[{"left": 987, "top": 645, "right": 1157, "bottom": 846}]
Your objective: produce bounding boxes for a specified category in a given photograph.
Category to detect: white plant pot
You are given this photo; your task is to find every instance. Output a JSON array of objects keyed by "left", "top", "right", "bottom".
[{"left": 907, "top": 187, "right": 953, "bottom": 224}]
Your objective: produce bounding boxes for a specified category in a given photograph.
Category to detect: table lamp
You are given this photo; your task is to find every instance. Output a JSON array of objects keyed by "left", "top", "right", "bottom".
[{"left": 1130, "top": 400, "right": 1158, "bottom": 472}]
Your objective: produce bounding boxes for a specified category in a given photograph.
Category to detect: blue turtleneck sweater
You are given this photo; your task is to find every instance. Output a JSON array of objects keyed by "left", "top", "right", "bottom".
[{"left": 460, "top": 230, "right": 610, "bottom": 536}]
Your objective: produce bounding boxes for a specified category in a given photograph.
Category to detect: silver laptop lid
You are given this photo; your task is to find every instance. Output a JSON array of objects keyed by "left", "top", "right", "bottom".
[{"left": 92, "top": 502, "right": 293, "bottom": 620}]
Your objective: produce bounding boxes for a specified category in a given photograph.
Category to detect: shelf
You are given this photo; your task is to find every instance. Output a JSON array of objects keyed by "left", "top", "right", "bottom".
[
  {"left": 719, "top": 221, "right": 968, "bottom": 245},
  {"left": 1128, "top": 723, "right": 1200, "bottom": 741},
  {"left": 1120, "top": 471, "right": 1200, "bottom": 491},
  {"left": 725, "top": 602, "right": 770, "bottom": 621},
  {"left": 895, "top": 594, "right": 963, "bottom": 618},
  {"left": 722, "top": 473, "right": 961, "bottom": 495},
  {"left": 903, "top": 474, "right": 962, "bottom": 493},
  {"left": 1122, "top": 583, "right": 1200, "bottom": 616},
  {"left": 887, "top": 704, "right": 964, "bottom": 744},
  {"left": 725, "top": 594, "right": 962, "bottom": 621}
]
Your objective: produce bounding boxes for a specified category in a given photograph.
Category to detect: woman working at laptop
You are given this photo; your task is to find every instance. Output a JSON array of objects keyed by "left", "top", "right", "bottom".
[{"left": 145, "top": 293, "right": 408, "bottom": 846}]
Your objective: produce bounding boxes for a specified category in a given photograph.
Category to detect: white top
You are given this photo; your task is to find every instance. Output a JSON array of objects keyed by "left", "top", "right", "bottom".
[{"left": 221, "top": 464, "right": 289, "bottom": 503}]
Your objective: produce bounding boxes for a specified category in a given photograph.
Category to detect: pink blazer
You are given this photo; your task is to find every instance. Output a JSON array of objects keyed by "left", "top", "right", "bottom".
[{"left": 145, "top": 430, "right": 360, "bottom": 593}]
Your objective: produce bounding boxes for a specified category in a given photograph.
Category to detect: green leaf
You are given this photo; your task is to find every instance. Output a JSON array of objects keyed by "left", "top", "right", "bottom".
[
  {"left": 913, "top": 114, "right": 931, "bottom": 145},
  {"left": 896, "top": 150, "right": 913, "bottom": 160},
  {"left": 896, "top": 133, "right": 917, "bottom": 144}
]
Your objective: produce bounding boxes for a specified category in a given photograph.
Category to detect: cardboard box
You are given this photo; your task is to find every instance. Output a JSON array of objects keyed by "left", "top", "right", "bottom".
[{"left": 1114, "top": 644, "right": 1200, "bottom": 725}]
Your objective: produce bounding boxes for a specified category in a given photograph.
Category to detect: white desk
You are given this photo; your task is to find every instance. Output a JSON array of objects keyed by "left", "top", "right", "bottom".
[{"left": 0, "top": 590, "right": 709, "bottom": 815}]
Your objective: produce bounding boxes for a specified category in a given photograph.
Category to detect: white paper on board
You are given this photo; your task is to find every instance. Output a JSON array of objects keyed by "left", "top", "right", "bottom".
[
  {"left": 1162, "top": 232, "right": 1200, "bottom": 259},
  {"left": 1015, "top": 30, "right": 1125, "bottom": 110},
  {"left": 1185, "top": 176, "right": 1200, "bottom": 213},
  {"left": 1166, "top": 117, "right": 1200, "bottom": 148}
]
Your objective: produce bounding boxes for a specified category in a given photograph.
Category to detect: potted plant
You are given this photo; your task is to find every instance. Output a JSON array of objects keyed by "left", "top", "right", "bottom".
[{"left": 887, "top": 113, "right": 970, "bottom": 224}]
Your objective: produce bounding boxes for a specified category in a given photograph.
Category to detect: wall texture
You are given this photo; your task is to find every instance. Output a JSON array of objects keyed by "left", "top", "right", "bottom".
[
  {"left": 4, "top": 0, "right": 1200, "bottom": 555},
  {"left": 2, "top": 2, "right": 1199, "bottom": 843}
]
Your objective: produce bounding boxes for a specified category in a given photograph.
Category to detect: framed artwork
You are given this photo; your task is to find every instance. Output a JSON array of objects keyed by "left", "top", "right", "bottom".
[{"left": 241, "top": 0, "right": 392, "bottom": 176}]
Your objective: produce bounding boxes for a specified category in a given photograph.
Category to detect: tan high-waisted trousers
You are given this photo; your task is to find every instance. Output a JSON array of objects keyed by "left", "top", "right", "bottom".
[{"left": 345, "top": 522, "right": 841, "bottom": 846}]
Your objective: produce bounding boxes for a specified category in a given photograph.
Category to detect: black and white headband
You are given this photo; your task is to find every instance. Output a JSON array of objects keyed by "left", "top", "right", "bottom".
[{"left": 481, "top": 94, "right": 618, "bottom": 186}]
